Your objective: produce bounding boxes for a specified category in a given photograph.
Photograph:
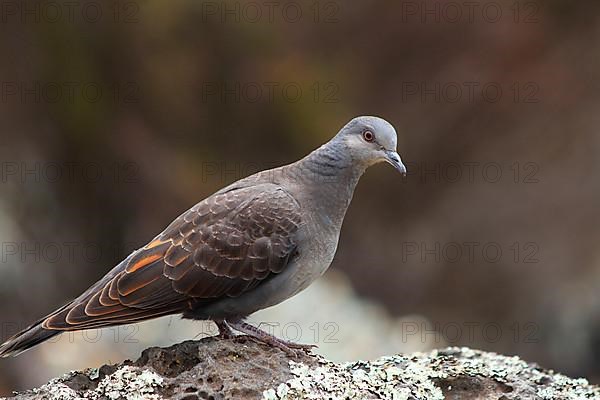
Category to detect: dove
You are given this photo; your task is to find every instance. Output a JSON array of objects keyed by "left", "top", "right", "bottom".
[{"left": 0, "top": 116, "right": 406, "bottom": 357}]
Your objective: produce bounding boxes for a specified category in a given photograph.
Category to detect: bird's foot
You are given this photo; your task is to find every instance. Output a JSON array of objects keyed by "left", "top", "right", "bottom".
[
  {"left": 225, "top": 319, "right": 316, "bottom": 357},
  {"left": 214, "top": 320, "right": 235, "bottom": 339}
]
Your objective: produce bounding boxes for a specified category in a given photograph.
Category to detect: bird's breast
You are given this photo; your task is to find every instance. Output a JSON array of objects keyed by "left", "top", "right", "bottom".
[{"left": 296, "top": 215, "right": 340, "bottom": 277}]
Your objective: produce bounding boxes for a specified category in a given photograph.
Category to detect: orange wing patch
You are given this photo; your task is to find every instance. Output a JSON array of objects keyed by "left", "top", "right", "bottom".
[
  {"left": 127, "top": 253, "right": 163, "bottom": 272},
  {"left": 145, "top": 238, "right": 168, "bottom": 249},
  {"left": 125, "top": 240, "right": 171, "bottom": 273}
]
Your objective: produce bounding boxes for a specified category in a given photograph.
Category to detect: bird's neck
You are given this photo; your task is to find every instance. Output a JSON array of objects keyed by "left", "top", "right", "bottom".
[{"left": 291, "top": 140, "right": 366, "bottom": 226}]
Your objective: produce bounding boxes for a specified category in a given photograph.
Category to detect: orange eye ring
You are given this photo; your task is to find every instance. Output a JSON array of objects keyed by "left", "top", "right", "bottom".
[{"left": 363, "top": 130, "right": 374, "bottom": 142}]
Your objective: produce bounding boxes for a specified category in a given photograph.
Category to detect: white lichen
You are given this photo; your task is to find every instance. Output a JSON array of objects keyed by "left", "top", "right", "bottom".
[
  {"left": 93, "top": 366, "right": 164, "bottom": 400},
  {"left": 263, "top": 347, "right": 600, "bottom": 400},
  {"left": 21, "top": 365, "right": 164, "bottom": 400},
  {"left": 25, "top": 373, "right": 81, "bottom": 400},
  {"left": 86, "top": 368, "right": 100, "bottom": 380},
  {"left": 43, "top": 382, "right": 80, "bottom": 400}
]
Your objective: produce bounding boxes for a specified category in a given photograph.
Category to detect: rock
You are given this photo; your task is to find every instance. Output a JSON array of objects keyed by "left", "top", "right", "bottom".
[{"left": 6, "top": 338, "right": 599, "bottom": 400}]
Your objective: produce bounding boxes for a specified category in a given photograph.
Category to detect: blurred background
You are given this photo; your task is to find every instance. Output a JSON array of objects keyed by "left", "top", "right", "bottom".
[{"left": 1, "top": 0, "right": 600, "bottom": 394}]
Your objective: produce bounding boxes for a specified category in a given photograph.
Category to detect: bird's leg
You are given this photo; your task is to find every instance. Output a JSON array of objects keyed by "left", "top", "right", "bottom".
[
  {"left": 225, "top": 319, "right": 316, "bottom": 356},
  {"left": 214, "top": 319, "right": 235, "bottom": 339}
]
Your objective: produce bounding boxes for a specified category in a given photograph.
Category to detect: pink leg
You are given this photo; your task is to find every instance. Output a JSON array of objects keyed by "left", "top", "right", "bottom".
[
  {"left": 225, "top": 319, "right": 316, "bottom": 356},
  {"left": 214, "top": 319, "right": 235, "bottom": 339}
]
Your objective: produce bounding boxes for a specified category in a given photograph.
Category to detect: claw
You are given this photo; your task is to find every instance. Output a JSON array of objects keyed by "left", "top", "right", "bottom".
[
  {"left": 222, "top": 319, "right": 316, "bottom": 357},
  {"left": 214, "top": 320, "right": 235, "bottom": 339}
]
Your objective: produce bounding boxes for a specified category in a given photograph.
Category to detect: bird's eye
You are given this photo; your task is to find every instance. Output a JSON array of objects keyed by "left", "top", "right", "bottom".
[{"left": 362, "top": 130, "right": 374, "bottom": 142}]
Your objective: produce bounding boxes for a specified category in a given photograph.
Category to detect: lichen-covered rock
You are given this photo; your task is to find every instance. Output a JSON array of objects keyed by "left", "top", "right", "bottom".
[
  {"left": 6, "top": 340, "right": 599, "bottom": 400},
  {"left": 6, "top": 366, "right": 163, "bottom": 400},
  {"left": 8, "top": 337, "right": 316, "bottom": 400},
  {"left": 266, "top": 347, "right": 600, "bottom": 400}
]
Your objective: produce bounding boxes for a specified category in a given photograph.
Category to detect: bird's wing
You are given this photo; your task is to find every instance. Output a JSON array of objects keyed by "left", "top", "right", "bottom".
[{"left": 43, "top": 183, "right": 302, "bottom": 330}]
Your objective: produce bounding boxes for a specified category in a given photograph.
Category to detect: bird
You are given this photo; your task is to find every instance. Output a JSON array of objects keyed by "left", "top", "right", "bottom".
[{"left": 0, "top": 116, "right": 406, "bottom": 357}]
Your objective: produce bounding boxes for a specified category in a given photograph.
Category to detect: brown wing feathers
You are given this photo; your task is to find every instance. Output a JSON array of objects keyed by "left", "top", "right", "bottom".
[{"left": 39, "top": 185, "right": 301, "bottom": 332}]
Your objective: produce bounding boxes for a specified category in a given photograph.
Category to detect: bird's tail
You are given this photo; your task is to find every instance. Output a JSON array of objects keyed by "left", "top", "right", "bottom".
[
  {"left": 0, "top": 260, "right": 124, "bottom": 358},
  {"left": 0, "top": 317, "right": 61, "bottom": 358}
]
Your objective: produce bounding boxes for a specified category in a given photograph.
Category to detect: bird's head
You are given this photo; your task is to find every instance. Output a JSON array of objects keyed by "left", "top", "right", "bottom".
[{"left": 336, "top": 116, "right": 406, "bottom": 175}]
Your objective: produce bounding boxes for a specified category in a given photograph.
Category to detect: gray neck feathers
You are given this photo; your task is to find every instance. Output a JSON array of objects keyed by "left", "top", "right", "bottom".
[
  {"left": 303, "top": 139, "right": 352, "bottom": 175},
  {"left": 289, "top": 137, "right": 366, "bottom": 226}
]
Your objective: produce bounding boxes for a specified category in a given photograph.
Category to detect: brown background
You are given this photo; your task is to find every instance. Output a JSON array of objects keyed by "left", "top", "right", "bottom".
[{"left": 1, "top": 0, "right": 599, "bottom": 394}]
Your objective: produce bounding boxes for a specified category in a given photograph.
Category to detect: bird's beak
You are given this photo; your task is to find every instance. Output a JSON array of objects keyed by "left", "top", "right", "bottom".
[{"left": 385, "top": 151, "right": 407, "bottom": 176}]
